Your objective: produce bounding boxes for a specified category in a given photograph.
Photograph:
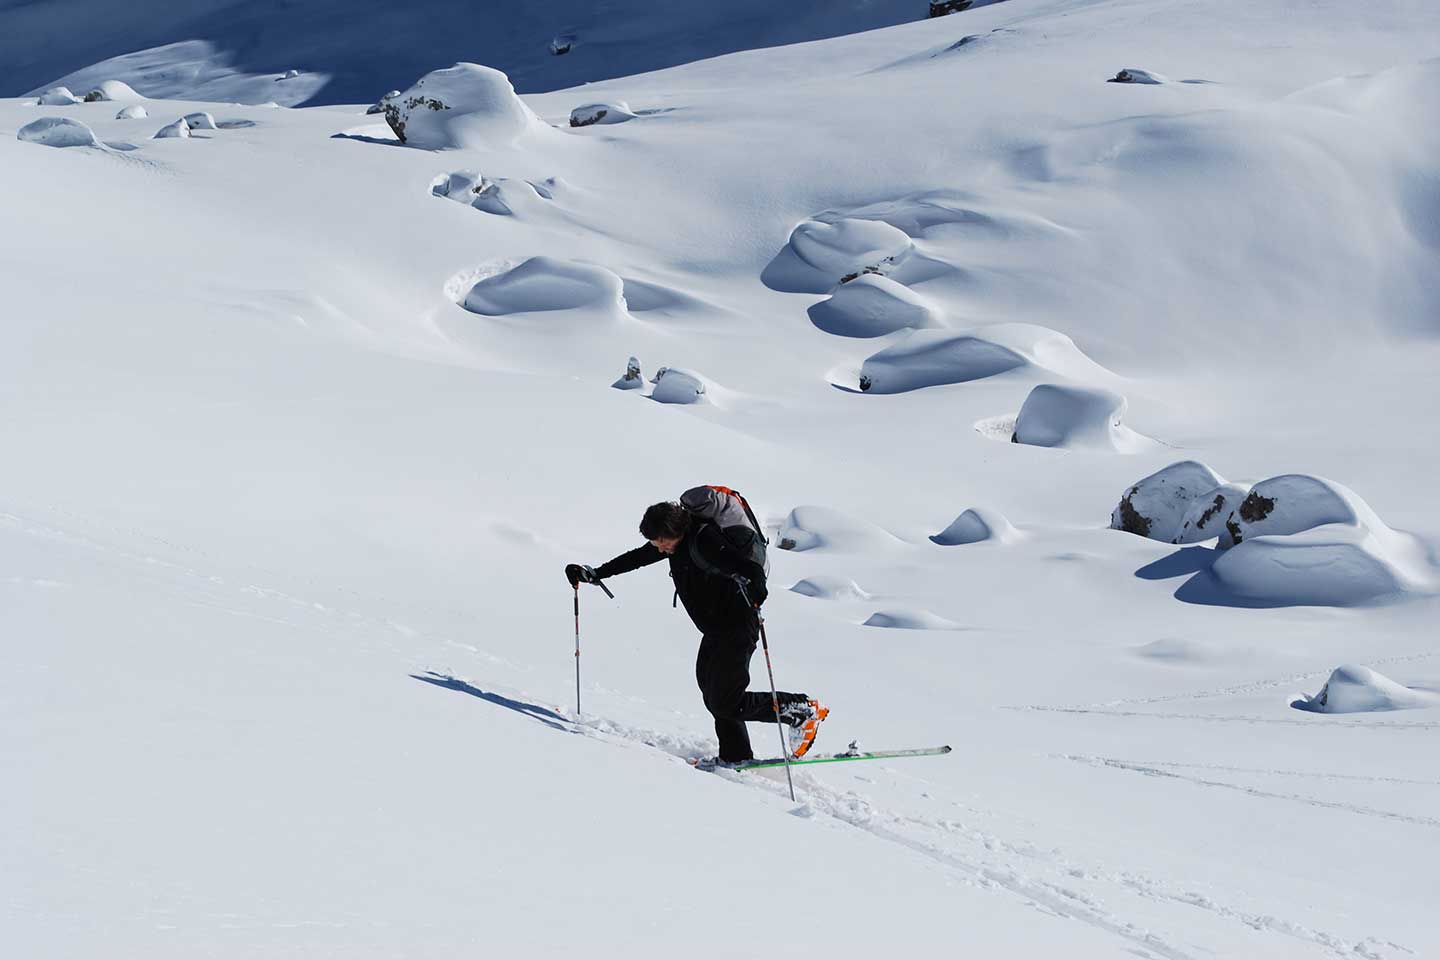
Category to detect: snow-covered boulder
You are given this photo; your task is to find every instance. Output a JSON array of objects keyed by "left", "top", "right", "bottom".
[
  {"left": 1222, "top": 475, "right": 1372, "bottom": 547},
  {"left": 859, "top": 330, "right": 1025, "bottom": 393},
  {"left": 366, "top": 90, "right": 401, "bottom": 115},
  {"left": 787, "top": 218, "right": 914, "bottom": 281},
  {"left": 1173, "top": 482, "right": 1250, "bottom": 545},
  {"left": 931, "top": 507, "right": 1020, "bottom": 545},
  {"left": 383, "top": 63, "right": 540, "bottom": 149},
  {"left": 1013, "top": 384, "right": 1144, "bottom": 451},
  {"left": 16, "top": 117, "right": 102, "bottom": 148},
  {"left": 431, "top": 169, "right": 483, "bottom": 201},
  {"left": 182, "top": 112, "right": 218, "bottom": 130},
  {"left": 809, "top": 274, "right": 940, "bottom": 338},
  {"left": 281, "top": 69, "right": 302, "bottom": 80},
  {"left": 649, "top": 368, "right": 707, "bottom": 404},
  {"left": 612, "top": 356, "right": 644, "bottom": 391},
  {"left": 153, "top": 119, "right": 192, "bottom": 139},
  {"left": 1110, "top": 461, "right": 1225, "bottom": 542},
  {"left": 83, "top": 80, "right": 142, "bottom": 102},
  {"left": 37, "top": 86, "right": 81, "bottom": 105},
  {"left": 569, "top": 101, "right": 636, "bottom": 127},
  {"left": 1108, "top": 68, "right": 1166, "bottom": 84},
  {"left": 777, "top": 506, "right": 902, "bottom": 553},
  {"left": 461, "top": 257, "right": 624, "bottom": 316},
  {"left": 1292, "top": 665, "right": 1439, "bottom": 714},
  {"left": 115, "top": 105, "right": 148, "bottom": 120}
]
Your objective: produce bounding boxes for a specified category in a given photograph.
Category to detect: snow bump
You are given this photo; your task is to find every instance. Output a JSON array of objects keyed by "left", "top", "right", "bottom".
[{"left": 17, "top": 117, "right": 103, "bottom": 149}]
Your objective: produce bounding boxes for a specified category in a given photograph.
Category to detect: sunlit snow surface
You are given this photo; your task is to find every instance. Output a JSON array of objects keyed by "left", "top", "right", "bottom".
[{"left": 4, "top": 0, "right": 1440, "bottom": 956}]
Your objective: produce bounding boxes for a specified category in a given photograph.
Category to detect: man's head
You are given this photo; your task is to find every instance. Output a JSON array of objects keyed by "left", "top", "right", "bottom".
[{"left": 640, "top": 501, "right": 691, "bottom": 554}]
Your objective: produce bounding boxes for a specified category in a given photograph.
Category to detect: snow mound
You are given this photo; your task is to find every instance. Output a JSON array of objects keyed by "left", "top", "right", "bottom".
[
  {"left": 16, "top": 117, "right": 102, "bottom": 149},
  {"left": 1108, "top": 68, "right": 1167, "bottom": 84},
  {"left": 82, "top": 80, "right": 143, "bottom": 102},
  {"left": 862, "top": 608, "right": 962, "bottom": 630},
  {"left": 1012, "top": 384, "right": 1148, "bottom": 452},
  {"left": 383, "top": 63, "right": 540, "bottom": 149},
  {"left": 777, "top": 506, "right": 903, "bottom": 553},
  {"left": 1111, "top": 461, "right": 1226, "bottom": 542},
  {"left": 37, "top": 86, "right": 81, "bottom": 105},
  {"left": 649, "top": 368, "right": 708, "bottom": 405},
  {"left": 1292, "top": 665, "right": 1439, "bottom": 713},
  {"left": 790, "top": 576, "right": 872, "bottom": 601},
  {"left": 1202, "top": 475, "right": 1439, "bottom": 605},
  {"left": 182, "top": 112, "right": 218, "bottom": 131},
  {"left": 29, "top": 41, "right": 328, "bottom": 107},
  {"left": 809, "top": 274, "right": 941, "bottom": 338},
  {"left": 153, "top": 119, "right": 191, "bottom": 139},
  {"left": 569, "top": 101, "right": 636, "bottom": 127},
  {"left": 931, "top": 508, "right": 1020, "bottom": 546},
  {"left": 788, "top": 218, "right": 914, "bottom": 282},
  {"left": 1174, "top": 483, "right": 1251, "bottom": 545},
  {"left": 460, "top": 257, "right": 624, "bottom": 317},
  {"left": 367, "top": 90, "right": 401, "bottom": 115},
  {"left": 115, "top": 105, "right": 148, "bottom": 120},
  {"left": 857, "top": 330, "right": 1025, "bottom": 394},
  {"left": 431, "top": 170, "right": 555, "bottom": 217}
]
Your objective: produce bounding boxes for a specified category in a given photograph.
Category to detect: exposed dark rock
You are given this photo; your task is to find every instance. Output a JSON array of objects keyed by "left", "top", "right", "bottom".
[
  {"left": 1226, "top": 516, "right": 1243, "bottom": 545},
  {"left": 929, "top": 0, "right": 974, "bottom": 17},
  {"left": 1115, "top": 487, "right": 1153, "bottom": 537},
  {"left": 1239, "top": 490, "right": 1277, "bottom": 523}
]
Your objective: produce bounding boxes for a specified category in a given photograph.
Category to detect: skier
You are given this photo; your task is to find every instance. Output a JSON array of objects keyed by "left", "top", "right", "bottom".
[{"left": 566, "top": 491, "right": 827, "bottom": 765}]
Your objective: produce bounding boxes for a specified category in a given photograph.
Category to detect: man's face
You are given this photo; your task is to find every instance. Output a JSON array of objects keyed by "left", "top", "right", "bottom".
[{"left": 650, "top": 536, "right": 682, "bottom": 555}]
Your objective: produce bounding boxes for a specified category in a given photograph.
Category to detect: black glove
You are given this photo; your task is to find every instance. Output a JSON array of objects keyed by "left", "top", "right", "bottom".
[
  {"left": 732, "top": 574, "right": 767, "bottom": 607},
  {"left": 565, "top": 563, "right": 598, "bottom": 587}
]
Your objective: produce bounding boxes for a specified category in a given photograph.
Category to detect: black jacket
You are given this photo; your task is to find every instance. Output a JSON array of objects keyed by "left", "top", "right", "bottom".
[{"left": 594, "top": 524, "right": 766, "bottom": 635}]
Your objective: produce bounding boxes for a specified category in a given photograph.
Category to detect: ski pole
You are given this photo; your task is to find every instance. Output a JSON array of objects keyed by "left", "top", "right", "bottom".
[
  {"left": 572, "top": 573, "right": 615, "bottom": 718},
  {"left": 739, "top": 580, "right": 796, "bottom": 802}
]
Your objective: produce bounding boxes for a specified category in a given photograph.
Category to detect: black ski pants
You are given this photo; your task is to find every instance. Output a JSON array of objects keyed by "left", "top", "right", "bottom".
[{"left": 695, "top": 623, "right": 807, "bottom": 762}]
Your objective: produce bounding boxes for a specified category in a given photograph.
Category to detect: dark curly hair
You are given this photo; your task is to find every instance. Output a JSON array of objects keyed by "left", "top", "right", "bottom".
[{"left": 639, "top": 501, "right": 692, "bottom": 541}]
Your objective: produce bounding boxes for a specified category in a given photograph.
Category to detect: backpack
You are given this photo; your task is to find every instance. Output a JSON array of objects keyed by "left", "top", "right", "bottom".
[{"left": 680, "top": 485, "right": 769, "bottom": 578}]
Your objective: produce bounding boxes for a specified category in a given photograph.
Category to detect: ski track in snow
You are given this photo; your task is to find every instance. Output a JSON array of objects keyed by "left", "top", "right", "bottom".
[
  {"left": 1060, "top": 755, "right": 1440, "bottom": 829},
  {"left": 1012, "top": 705, "right": 1440, "bottom": 729}
]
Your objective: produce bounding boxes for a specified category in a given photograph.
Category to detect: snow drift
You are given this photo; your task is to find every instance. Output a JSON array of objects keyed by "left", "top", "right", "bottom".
[
  {"left": 1012, "top": 385, "right": 1147, "bottom": 451},
  {"left": 569, "top": 101, "right": 636, "bottom": 127},
  {"left": 16, "top": 117, "right": 102, "bottom": 149},
  {"left": 461, "top": 257, "right": 625, "bottom": 317},
  {"left": 777, "top": 506, "right": 903, "bottom": 553},
  {"left": 931, "top": 507, "right": 1020, "bottom": 545},
  {"left": 809, "top": 273, "right": 940, "bottom": 338}
]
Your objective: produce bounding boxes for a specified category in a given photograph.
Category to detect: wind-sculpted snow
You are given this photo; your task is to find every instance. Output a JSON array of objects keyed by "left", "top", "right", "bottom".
[
  {"left": 431, "top": 169, "right": 558, "bottom": 217},
  {"left": 648, "top": 367, "right": 708, "bottom": 405},
  {"left": 17, "top": 116, "right": 103, "bottom": 149},
  {"left": 569, "top": 101, "right": 636, "bottom": 127},
  {"left": 809, "top": 274, "right": 941, "bottom": 339},
  {"left": 1292, "top": 665, "right": 1440, "bottom": 713},
  {"left": 789, "top": 575, "right": 873, "bottom": 601},
  {"left": 930, "top": 507, "right": 1020, "bottom": 546},
  {"left": 83, "top": 80, "right": 143, "bottom": 102},
  {"left": 460, "top": 256, "right": 625, "bottom": 317},
  {"left": 849, "top": 323, "right": 1114, "bottom": 395},
  {"left": 36, "top": 86, "right": 80, "bottom": 105},
  {"left": 777, "top": 506, "right": 905, "bottom": 553},
  {"left": 862, "top": 608, "right": 963, "bottom": 630},
  {"left": 1012, "top": 384, "right": 1152, "bottom": 452},
  {"left": 152, "top": 118, "right": 191, "bottom": 139},
  {"left": 1173, "top": 483, "right": 1250, "bottom": 545}
]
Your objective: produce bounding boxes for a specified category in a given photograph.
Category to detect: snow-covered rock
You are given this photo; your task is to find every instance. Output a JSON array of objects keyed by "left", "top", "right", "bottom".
[
  {"left": 809, "top": 273, "right": 940, "bottom": 338},
  {"left": 1108, "top": 68, "right": 1167, "bottom": 84},
  {"left": 281, "top": 69, "right": 302, "bottom": 80},
  {"left": 153, "top": 119, "right": 192, "bottom": 139},
  {"left": 931, "top": 508, "right": 1020, "bottom": 545},
  {"left": 569, "top": 101, "right": 636, "bottom": 127},
  {"left": 787, "top": 218, "right": 914, "bottom": 281},
  {"left": 83, "top": 80, "right": 142, "bottom": 102},
  {"left": 366, "top": 90, "right": 401, "bottom": 115},
  {"left": 431, "top": 169, "right": 482, "bottom": 201},
  {"left": 383, "top": 63, "right": 540, "bottom": 149},
  {"left": 611, "top": 356, "right": 644, "bottom": 391},
  {"left": 777, "top": 506, "right": 902, "bottom": 553},
  {"left": 37, "top": 86, "right": 81, "bottom": 106},
  {"left": 1013, "top": 384, "right": 1145, "bottom": 451},
  {"left": 1173, "top": 482, "right": 1250, "bottom": 545},
  {"left": 1222, "top": 475, "right": 1372, "bottom": 547},
  {"left": 1110, "top": 461, "right": 1226, "bottom": 542},
  {"left": 115, "top": 105, "right": 148, "bottom": 120},
  {"left": 461, "top": 257, "right": 624, "bottom": 316},
  {"left": 858, "top": 330, "right": 1025, "bottom": 393},
  {"left": 649, "top": 368, "right": 708, "bottom": 404},
  {"left": 1292, "top": 665, "right": 1440, "bottom": 713},
  {"left": 182, "top": 112, "right": 218, "bottom": 130},
  {"left": 16, "top": 117, "right": 102, "bottom": 149}
]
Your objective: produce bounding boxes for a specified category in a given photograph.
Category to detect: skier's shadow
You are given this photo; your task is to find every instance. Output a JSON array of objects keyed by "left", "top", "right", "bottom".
[{"left": 410, "top": 671, "right": 575, "bottom": 733}]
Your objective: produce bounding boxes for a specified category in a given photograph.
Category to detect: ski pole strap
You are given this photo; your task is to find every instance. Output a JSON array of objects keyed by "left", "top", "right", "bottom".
[{"left": 595, "top": 579, "right": 615, "bottom": 599}]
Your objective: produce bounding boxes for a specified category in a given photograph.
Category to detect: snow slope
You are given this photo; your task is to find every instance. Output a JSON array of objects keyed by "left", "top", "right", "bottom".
[{"left": 5, "top": 0, "right": 1440, "bottom": 956}]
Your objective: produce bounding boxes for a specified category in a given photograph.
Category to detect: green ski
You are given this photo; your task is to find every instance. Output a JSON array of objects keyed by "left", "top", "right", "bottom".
[{"left": 693, "top": 744, "right": 951, "bottom": 772}]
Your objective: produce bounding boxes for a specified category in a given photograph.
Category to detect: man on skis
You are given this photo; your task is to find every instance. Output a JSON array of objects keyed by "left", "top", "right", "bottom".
[{"left": 566, "top": 487, "right": 826, "bottom": 765}]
